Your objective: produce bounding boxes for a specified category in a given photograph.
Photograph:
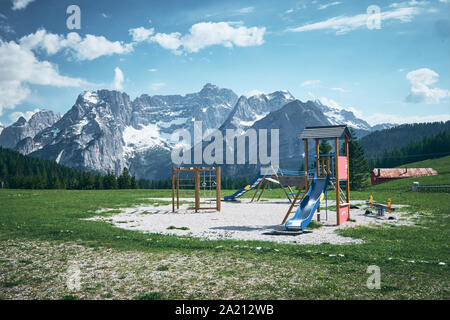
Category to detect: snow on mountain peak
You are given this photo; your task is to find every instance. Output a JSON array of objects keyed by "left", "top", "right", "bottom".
[
  {"left": 81, "top": 91, "right": 99, "bottom": 104},
  {"left": 123, "top": 124, "right": 168, "bottom": 157}
]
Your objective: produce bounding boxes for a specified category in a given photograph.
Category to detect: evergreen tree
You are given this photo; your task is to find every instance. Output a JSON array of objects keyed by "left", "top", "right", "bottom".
[
  {"left": 343, "top": 129, "right": 370, "bottom": 190},
  {"left": 80, "top": 172, "right": 95, "bottom": 190},
  {"left": 130, "top": 176, "right": 138, "bottom": 189},
  {"left": 118, "top": 168, "right": 131, "bottom": 189},
  {"left": 94, "top": 173, "right": 103, "bottom": 189},
  {"left": 103, "top": 172, "right": 118, "bottom": 189},
  {"left": 319, "top": 140, "right": 333, "bottom": 155}
]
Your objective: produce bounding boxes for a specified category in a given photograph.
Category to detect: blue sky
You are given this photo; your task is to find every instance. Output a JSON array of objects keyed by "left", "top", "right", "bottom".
[{"left": 0, "top": 0, "right": 449, "bottom": 126}]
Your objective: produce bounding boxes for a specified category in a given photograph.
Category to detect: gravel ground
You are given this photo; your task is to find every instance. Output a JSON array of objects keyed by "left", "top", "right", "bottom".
[{"left": 89, "top": 198, "right": 413, "bottom": 245}]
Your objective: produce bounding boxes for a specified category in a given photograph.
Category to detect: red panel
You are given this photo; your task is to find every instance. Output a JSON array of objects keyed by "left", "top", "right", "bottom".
[
  {"left": 338, "top": 156, "right": 348, "bottom": 180},
  {"left": 340, "top": 204, "right": 349, "bottom": 223}
]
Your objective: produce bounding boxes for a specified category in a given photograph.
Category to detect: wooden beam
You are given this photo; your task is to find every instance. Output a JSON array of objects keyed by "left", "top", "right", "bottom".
[
  {"left": 251, "top": 174, "right": 266, "bottom": 202},
  {"left": 172, "top": 168, "right": 175, "bottom": 212},
  {"left": 315, "top": 138, "right": 320, "bottom": 176},
  {"left": 304, "top": 139, "right": 308, "bottom": 187},
  {"left": 271, "top": 166, "right": 292, "bottom": 203},
  {"left": 345, "top": 135, "right": 350, "bottom": 220},
  {"left": 315, "top": 138, "right": 320, "bottom": 220},
  {"left": 194, "top": 167, "right": 200, "bottom": 213},
  {"left": 335, "top": 137, "right": 340, "bottom": 225},
  {"left": 176, "top": 168, "right": 180, "bottom": 209},
  {"left": 257, "top": 180, "right": 269, "bottom": 202},
  {"left": 216, "top": 166, "right": 221, "bottom": 211},
  {"left": 281, "top": 180, "right": 307, "bottom": 224}
]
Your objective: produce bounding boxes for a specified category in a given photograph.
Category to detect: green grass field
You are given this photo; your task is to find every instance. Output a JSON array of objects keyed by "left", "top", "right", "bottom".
[{"left": 0, "top": 156, "right": 449, "bottom": 299}]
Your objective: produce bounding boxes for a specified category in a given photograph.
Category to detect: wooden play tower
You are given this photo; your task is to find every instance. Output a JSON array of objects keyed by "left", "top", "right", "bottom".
[{"left": 300, "top": 125, "right": 351, "bottom": 225}]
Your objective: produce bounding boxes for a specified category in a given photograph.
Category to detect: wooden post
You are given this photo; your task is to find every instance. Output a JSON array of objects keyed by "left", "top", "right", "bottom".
[
  {"left": 345, "top": 134, "right": 350, "bottom": 220},
  {"left": 172, "top": 168, "right": 175, "bottom": 212},
  {"left": 216, "top": 166, "right": 221, "bottom": 211},
  {"left": 304, "top": 139, "right": 308, "bottom": 187},
  {"left": 176, "top": 168, "right": 180, "bottom": 209},
  {"left": 281, "top": 179, "right": 307, "bottom": 224},
  {"left": 194, "top": 167, "right": 200, "bottom": 213},
  {"left": 315, "top": 138, "right": 320, "bottom": 176},
  {"left": 251, "top": 174, "right": 266, "bottom": 202},
  {"left": 335, "top": 137, "right": 340, "bottom": 225},
  {"left": 257, "top": 180, "right": 269, "bottom": 201},
  {"left": 315, "top": 138, "right": 320, "bottom": 221},
  {"left": 271, "top": 166, "right": 292, "bottom": 203}
]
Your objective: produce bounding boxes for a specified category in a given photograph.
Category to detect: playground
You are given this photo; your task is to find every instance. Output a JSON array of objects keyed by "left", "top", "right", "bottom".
[
  {"left": 90, "top": 198, "right": 411, "bottom": 245},
  {"left": 0, "top": 125, "right": 448, "bottom": 300},
  {"left": 0, "top": 154, "right": 448, "bottom": 299},
  {"left": 89, "top": 125, "right": 412, "bottom": 245}
]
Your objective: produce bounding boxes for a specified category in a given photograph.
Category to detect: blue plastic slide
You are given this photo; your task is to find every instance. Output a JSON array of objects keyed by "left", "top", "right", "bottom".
[
  {"left": 285, "top": 174, "right": 330, "bottom": 231},
  {"left": 224, "top": 175, "right": 264, "bottom": 201}
]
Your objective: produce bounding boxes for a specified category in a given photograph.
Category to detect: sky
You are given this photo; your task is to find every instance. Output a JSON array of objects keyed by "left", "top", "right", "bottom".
[{"left": 0, "top": 0, "right": 449, "bottom": 126}]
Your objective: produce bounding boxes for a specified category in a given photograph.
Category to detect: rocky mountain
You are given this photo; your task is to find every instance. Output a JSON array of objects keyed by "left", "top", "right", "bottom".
[
  {"left": 0, "top": 84, "right": 393, "bottom": 180},
  {"left": 0, "top": 123, "right": 4, "bottom": 135},
  {"left": 220, "top": 90, "right": 295, "bottom": 131},
  {"left": 0, "top": 110, "right": 60, "bottom": 149}
]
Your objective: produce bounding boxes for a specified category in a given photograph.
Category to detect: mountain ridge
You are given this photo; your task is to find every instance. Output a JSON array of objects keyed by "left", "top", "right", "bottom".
[{"left": 0, "top": 84, "right": 393, "bottom": 179}]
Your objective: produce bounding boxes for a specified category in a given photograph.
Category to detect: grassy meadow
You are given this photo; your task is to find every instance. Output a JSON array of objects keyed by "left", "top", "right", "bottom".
[{"left": 0, "top": 156, "right": 449, "bottom": 299}]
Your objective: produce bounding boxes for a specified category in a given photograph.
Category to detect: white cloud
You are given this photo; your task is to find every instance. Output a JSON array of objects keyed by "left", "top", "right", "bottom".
[
  {"left": 331, "top": 87, "right": 349, "bottom": 93},
  {"left": 0, "top": 39, "right": 88, "bottom": 115},
  {"left": 390, "top": 1, "right": 429, "bottom": 8},
  {"left": 19, "top": 29, "right": 134, "bottom": 60},
  {"left": 151, "top": 32, "right": 183, "bottom": 53},
  {"left": 148, "top": 68, "right": 157, "bottom": 72},
  {"left": 300, "top": 80, "right": 321, "bottom": 87},
  {"left": 150, "top": 82, "right": 166, "bottom": 91},
  {"left": 12, "top": 0, "right": 35, "bottom": 10},
  {"left": 148, "top": 21, "right": 265, "bottom": 54},
  {"left": 286, "top": 7, "right": 421, "bottom": 34},
  {"left": 318, "top": 2, "right": 342, "bottom": 10},
  {"left": 405, "top": 68, "right": 450, "bottom": 104},
  {"left": 285, "top": 9, "right": 294, "bottom": 14},
  {"left": 112, "top": 67, "right": 124, "bottom": 90},
  {"left": 234, "top": 7, "right": 255, "bottom": 14},
  {"left": 8, "top": 108, "right": 40, "bottom": 123},
  {"left": 128, "top": 27, "right": 155, "bottom": 42}
]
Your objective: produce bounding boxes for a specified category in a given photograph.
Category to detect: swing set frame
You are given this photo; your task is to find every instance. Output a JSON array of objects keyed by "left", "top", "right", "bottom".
[{"left": 171, "top": 167, "right": 221, "bottom": 213}]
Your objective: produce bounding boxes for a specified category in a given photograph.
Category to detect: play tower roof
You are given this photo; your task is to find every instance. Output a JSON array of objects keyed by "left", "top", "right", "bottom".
[{"left": 299, "top": 125, "right": 352, "bottom": 140}]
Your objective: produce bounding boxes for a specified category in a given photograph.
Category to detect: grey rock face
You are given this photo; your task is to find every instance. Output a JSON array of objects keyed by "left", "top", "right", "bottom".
[
  {"left": 221, "top": 90, "right": 295, "bottom": 131},
  {"left": 1, "top": 84, "right": 387, "bottom": 180},
  {"left": 0, "top": 110, "right": 60, "bottom": 149},
  {"left": 29, "top": 90, "right": 132, "bottom": 173}
]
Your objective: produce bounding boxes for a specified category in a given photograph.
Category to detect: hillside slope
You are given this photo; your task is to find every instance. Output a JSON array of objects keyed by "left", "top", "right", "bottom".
[{"left": 360, "top": 121, "right": 450, "bottom": 159}]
